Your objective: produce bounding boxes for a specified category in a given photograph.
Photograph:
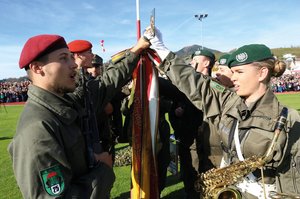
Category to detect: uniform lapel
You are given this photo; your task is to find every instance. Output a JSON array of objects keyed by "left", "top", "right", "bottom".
[
  {"left": 238, "top": 89, "right": 280, "bottom": 131},
  {"left": 28, "top": 85, "right": 78, "bottom": 125}
]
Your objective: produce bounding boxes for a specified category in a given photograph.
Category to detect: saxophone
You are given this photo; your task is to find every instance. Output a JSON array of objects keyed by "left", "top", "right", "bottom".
[{"left": 195, "top": 107, "right": 288, "bottom": 199}]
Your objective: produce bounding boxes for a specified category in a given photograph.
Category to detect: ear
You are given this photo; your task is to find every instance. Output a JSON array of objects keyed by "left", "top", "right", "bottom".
[
  {"left": 204, "top": 59, "right": 210, "bottom": 68},
  {"left": 258, "top": 67, "right": 269, "bottom": 82},
  {"left": 28, "top": 61, "right": 45, "bottom": 75}
]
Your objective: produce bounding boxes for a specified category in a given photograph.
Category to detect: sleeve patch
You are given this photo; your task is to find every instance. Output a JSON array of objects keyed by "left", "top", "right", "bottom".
[
  {"left": 40, "top": 165, "right": 65, "bottom": 196},
  {"left": 210, "top": 81, "right": 225, "bottom": 93}
]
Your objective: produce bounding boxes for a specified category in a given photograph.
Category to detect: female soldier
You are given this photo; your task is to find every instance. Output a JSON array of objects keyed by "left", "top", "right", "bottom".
[{"left": 144, "top": 28, "right": 300, "bottom": 198}]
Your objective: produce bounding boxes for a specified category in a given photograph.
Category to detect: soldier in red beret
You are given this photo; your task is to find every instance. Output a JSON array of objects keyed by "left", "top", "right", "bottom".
[
  {"left": 8, "top": 34, "right": 150, "bottom": 199},
  {"left": 68, "top": 39, "right": 94, "bottom": 71}
]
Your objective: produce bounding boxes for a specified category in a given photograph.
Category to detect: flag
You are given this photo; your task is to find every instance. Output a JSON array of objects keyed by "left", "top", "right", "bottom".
[
  {"left": 131, "top": 49, "right": 161, "bottom": 199},
  {"left": 100, "top": 40, "right": 105, "bottom": 52}
]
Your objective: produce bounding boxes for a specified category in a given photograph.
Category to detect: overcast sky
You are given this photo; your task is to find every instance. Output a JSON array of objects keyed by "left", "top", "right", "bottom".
[{"left": 1, "top": 0, "right": 300, "bottom": 79}]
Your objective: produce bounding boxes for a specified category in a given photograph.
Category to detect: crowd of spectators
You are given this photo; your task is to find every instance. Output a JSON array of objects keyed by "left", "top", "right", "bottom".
[
  {"left": 270, "top": 71, "right": 300, "bottom": 93},
  {"left": 0, "top": 71, "right": 299, "bottom": 104},
  {"left": 0, "top": 80, "right": 31, "bottom": 103}
]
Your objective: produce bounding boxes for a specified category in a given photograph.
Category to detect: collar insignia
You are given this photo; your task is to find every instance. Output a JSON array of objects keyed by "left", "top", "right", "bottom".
[{"left": 210, "top": 80, "right": 225, "bottom": 93}]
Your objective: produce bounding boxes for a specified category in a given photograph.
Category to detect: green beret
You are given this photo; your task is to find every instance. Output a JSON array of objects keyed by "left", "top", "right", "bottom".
[
  {"left": 218, "top": 54, "right": 231, "bottom": 66},
  {"left": 228, "top": 44, "right": 274, "bottom": 68},
  {"left": 192, "top": 49, "right": 215, "bottom": 61}
]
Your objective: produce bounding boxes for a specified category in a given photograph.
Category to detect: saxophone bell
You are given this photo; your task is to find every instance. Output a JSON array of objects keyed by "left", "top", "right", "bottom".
[{"left": 216, "top": 187, "right": 242, "bottom": 199}]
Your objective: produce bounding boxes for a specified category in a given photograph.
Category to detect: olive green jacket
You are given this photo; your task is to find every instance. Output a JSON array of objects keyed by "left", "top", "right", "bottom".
[
  {"left": 8, "top": 50, "right": 138, "bottom": 198},
  {"left": 159, "top": 52, "right": 300, "bottom": 192}
]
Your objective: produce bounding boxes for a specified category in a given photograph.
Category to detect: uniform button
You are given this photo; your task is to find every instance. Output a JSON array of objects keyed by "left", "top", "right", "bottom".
[{"left": 125, "top": 51, "right": 130, "bottom": 56}]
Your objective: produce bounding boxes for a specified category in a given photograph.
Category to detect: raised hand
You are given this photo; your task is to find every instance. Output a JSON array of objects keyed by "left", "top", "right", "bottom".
[{"left": 143, "top": 26, "right": 170, "bottom": 61}]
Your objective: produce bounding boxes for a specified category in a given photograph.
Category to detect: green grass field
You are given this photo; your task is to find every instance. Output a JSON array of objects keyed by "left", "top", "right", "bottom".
[{"left": 1, "top": 92, "right": 299, "bottom": 198}]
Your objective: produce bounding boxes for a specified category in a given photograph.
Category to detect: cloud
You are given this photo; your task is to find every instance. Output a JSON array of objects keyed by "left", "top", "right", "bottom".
[
  {"left": 119, "top": 19, "right": 132, "bottom": 25},
  {"left": 82, "top": 3, "right": 95, "bottom": 10}
]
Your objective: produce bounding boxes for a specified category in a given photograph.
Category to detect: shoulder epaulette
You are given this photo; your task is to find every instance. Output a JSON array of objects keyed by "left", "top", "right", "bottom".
[
  {"left": 111, "top": 48, "right": 130, "bottom": 64},
  {"left": 210, "top": 80, "right": 226, "bottom": 93}
]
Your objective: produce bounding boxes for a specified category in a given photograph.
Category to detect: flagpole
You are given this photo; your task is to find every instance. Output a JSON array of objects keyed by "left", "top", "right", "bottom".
[
  {"left": 136, "top": 0, "right": 141, "bottom": 39},
  {"left": 136, "top": 0, "right": 146, "bottom": 196}
]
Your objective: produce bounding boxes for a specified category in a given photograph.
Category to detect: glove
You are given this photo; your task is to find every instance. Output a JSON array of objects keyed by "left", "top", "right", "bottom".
[{"left": 143, "top": 26, "right": 170, "bottom": 61}]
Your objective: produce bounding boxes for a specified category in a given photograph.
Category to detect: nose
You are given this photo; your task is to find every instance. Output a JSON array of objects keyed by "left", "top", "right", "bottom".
[
  {"left": 89, "top": 49, "right": 94, "bottom": 56},
  {"left": 230, "top": 72, "right": 237, "bottom": 82}
]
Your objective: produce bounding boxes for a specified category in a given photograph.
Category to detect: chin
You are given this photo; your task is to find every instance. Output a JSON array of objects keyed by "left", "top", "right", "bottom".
[
  {"left": 236, "top": 90, "right": 243, "bottom": 96},
  {"left": 64, "top": 86, "right": 76, "bottom": 93}
]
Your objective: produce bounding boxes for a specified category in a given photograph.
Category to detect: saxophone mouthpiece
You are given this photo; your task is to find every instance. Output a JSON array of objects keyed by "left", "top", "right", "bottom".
[{"left": 275, "top": 107, "right": 288, "bottom": 131}]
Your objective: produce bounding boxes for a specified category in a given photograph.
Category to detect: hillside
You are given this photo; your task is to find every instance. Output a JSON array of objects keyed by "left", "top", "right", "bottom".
[
  {"left": 271, "top": 47, "right": 300, "bottom": 58},
  {"left": 175, "top": 45, "right": 300, "bottom": 61},
  {"left": 175, "top": 44, "right": 222, "bottom": 57}
]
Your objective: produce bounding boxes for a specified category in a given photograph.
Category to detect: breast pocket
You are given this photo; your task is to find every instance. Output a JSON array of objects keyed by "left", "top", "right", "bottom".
[{"left": 242, "top": 128, "right": 273, "bottom": 158}]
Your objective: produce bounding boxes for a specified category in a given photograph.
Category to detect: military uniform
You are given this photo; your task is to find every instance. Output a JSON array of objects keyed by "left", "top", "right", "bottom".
[
  {"left": 157, "top": 52, "right": 300, "bottom": 198},
  {"left": 8, "top": 50, "right": 140, "bottom": 199},
  {"left": 198, "top": 54, "right": 233, "bottom": 172},
  {"left": 197, "top": 120, "right": 223, "bottom": 173},
  {"left": 159, "top": 76, "right": 203, "bottom": 198}
]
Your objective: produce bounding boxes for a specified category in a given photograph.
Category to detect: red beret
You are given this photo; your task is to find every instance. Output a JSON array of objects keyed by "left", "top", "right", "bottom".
[
  {"left": 67, "top": 40, "right": 93, "bottom": 53},
  {"left": 19, "top": 34, "right": 68, "bottom": 69}
]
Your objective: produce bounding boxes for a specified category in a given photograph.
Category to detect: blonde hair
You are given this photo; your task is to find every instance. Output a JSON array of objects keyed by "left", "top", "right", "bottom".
[{"left": 252, "top": 59, "right": 286, "bottom": 82}]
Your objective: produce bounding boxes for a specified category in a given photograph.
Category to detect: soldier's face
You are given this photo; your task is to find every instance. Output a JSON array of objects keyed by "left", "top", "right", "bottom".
[
  {"left": 190, "top": 55, "right": 209, "bottom": 73},
  {"left": 87, "top": 66, "right": 101, "bottom": 77},
  {"left": 231, "top": 64, "right": 262, "bottom": 99},
  {"left": 81, "top": 49, "right": 94, "bottom": 68},
  {"left": 40, "top": 48, "right": 78, "bottom": 95},
  {"left": 74, "top": 50, "right": 94, "bottom": 69}
]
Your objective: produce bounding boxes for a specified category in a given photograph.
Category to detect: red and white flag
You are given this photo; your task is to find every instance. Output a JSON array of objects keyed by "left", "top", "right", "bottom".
[{"left": 100, "top": 40, "right": 105, "bottom": 52}]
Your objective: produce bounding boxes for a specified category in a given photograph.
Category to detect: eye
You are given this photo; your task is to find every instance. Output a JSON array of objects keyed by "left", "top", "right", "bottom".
[
  {"left": 232, "top": 69, "right": 242, "bottom": 74},
  {"left": 59, "top": 55, "right": 68, "bottom": 61}
]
